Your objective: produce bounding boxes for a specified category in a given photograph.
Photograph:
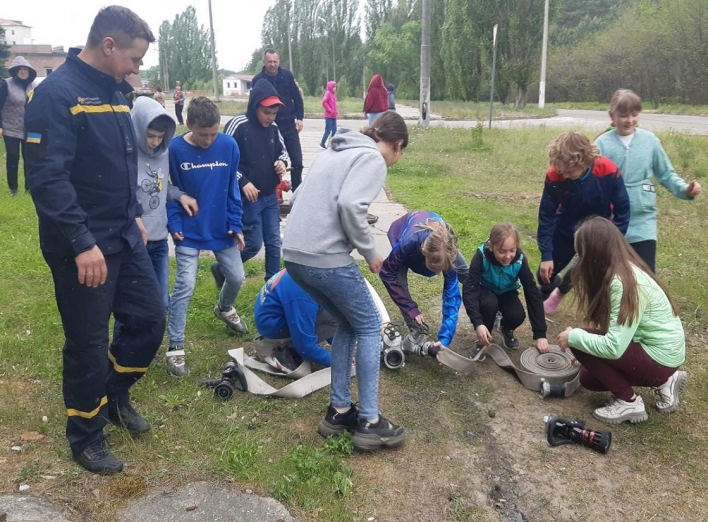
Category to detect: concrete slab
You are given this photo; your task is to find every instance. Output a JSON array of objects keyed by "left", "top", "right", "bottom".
[
  {"left": 118, "top": 482, "right": 298, "bottom": 522},
  {"left": 0, "top": 495, "right": 72, "bottom": 522}
]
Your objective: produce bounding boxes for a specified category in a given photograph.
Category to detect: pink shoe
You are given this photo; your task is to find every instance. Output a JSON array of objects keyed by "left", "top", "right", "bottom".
[{"left": 544, "top": 288, "right": 563, "bottom": 315}]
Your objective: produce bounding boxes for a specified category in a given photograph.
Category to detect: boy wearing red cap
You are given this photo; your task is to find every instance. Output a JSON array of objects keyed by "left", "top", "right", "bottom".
[{"left": 222, "top": 79, "right": 290, "bottom": 282}]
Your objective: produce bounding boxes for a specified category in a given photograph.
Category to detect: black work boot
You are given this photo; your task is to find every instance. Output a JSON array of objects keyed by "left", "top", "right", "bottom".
[
  {"left": 73, "top": 438, "right": 124, "bottom": 475},
  {"left": 108, "top": 402, "right": 151, "bottom": 435}
]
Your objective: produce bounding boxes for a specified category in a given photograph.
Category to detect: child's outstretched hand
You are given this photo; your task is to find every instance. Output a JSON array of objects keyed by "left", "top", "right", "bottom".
[
  {"left": 179, "top": 194, "right": 199, "bottom": 216},
  {"left": 534, "top": 338, "right": 550, "bottom": 353},
  {"left": 558, "top": 327, "right": 572, "bottom": 351},
  {"left": 687, "top": 180, "right": 702, "bottom": 197},
  {"left": 475, "top": 325, "right": 493, "bottom": 346}
]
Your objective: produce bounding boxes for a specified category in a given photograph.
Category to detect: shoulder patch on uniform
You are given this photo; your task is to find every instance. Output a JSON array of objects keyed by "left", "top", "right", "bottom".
[{"left": 26, "top": 132, "right": 42, "bottom": 144}]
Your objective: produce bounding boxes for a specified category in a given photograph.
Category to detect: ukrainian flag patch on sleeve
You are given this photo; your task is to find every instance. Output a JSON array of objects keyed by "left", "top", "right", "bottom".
[{"left": 26, "top": 132, "right": 42, "bottom": 144}]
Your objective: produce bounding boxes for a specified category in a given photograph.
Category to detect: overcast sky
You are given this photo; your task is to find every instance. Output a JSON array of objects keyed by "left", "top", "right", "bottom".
[{"left": 3, "top": 0, "right": 276, "bottom": 72}]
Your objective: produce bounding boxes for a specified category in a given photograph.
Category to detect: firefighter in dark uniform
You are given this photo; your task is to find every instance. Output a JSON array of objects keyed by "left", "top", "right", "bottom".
[{"left": 24, "top": 6, "right": 164, "bottom": 475}]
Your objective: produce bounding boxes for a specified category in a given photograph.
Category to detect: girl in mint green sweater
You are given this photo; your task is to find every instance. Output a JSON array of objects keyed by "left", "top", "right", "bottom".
[
  {"left": 594, "top": 89, "right": 701, "bottom": 272},
  {"left": 557, "top": 217, "right": 687, "bottom": 425}
]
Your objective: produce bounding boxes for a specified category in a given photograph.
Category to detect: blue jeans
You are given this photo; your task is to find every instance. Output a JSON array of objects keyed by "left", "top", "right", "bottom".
[
  {"left": 321, "top": 118, "right": 337, "bottom": 146},
  {"left": 368, "top": 112, "right": 385, "bottom": 126},
  {"left": 168, "top": 244, "right": 245, "bottom": 348},
  {"left": 285, "top": 261, "right": 382, "bottom": 420},
  {"left": 240, "top": 193, "right": 281, "bottom": 281}
]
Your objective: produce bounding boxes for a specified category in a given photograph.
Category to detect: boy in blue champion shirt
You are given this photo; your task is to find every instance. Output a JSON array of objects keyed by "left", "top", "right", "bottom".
[
  {"left": 216, "top": 79, "right": 290, "bottom": 284},
  {"left": 166, "top": 96, "right": 247, "bottom": 377}
]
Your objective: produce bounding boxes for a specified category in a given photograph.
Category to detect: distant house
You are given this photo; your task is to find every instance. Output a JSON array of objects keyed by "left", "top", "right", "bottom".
[
  {"left": 0, "top": 18, "right": 32, "bottom": 45},
  {"left": 223, "top": 74, "right": 254, "bottom": 97}
]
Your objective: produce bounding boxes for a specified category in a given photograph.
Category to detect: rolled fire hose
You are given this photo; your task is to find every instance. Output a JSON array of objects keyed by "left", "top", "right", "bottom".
[
  {"left": 436, "top": 344, "right": 581, "bottom": 398},
  {"left": 226, "top": 279, "right": 390, "bottom": 398}
]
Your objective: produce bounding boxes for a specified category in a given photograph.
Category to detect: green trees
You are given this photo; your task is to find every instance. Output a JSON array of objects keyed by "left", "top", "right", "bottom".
[
  {"left": 0, "top": 28, "right": 10, "bottom": 80},
  {"left": 247, "top": 0, "right": 708, "bottom": 105},
  {"left": 158, "top": 6, "right": 214, "bottom": 90}
]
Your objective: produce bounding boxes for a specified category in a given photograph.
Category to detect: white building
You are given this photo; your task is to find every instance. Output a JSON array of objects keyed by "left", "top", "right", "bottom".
[
  {"left": 0, "top": 18, "right": 32, "bottom": 45},
  {"left": 222, "top": 74, "right": 254, "bottom": 97}
]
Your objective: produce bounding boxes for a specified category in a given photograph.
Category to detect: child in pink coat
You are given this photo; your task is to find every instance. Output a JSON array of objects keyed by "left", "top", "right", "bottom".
[{"left": 320, "top": 81, "right": 338, "bottom": 149}]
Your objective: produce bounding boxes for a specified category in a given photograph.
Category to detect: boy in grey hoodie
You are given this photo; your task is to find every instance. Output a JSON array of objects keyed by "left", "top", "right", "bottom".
[{"left": 131, "top": 96, "right": 197, "bottom": 313}]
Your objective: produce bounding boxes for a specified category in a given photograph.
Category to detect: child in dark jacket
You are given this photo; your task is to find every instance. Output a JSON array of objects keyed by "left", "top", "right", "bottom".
[
  {"left": 380, "top": 211, "right": 468, "bottom": 350},
  {"left": 222, "top": 79, "right": 290, "bottom": 282},
  {"left": 538, "top": 131, "right": 630, "bottom": 315},
  {"left": 463, "top": 222, "right": 548, "bottom": 356}
]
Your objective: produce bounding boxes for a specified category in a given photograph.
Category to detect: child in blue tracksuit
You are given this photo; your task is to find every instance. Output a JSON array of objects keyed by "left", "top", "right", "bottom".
[
  {"left": 166, "top": 97, "right": 246, "bottom": 377},
  {"left": 380, "top": 210, "right": 468, "bottom": 349},
  {"left": 254, "top": 268, "right": 336, "bottom": 371},
  {"left": 463, "top": 222, "right": 548, "bottom": 356},
  {"left": 594, "top": 89, "right": 701, "bottom": 273},
  {"left": 538, "top": 131, "right": 630, "bottom": 315}
]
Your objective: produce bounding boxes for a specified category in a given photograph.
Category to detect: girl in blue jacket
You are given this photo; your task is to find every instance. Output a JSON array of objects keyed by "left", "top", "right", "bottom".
[
  {"left": 380, "top": 211, "right": 468, "bottom": 350},
  {"left": 594, "top": 89, "right": 701, "bottom": 273},
  {"left": 463, "top": 222, "right": 548, "bottom": 356}
]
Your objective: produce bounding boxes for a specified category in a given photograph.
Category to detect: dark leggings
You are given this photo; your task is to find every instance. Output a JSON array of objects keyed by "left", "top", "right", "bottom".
[
  {"left": 630, "top": 240, "right": 656, "bottom": 273},
  {"left": 571, "top": 329, "right": 676, "bottom": 401},
  {"left": 3, "top": 135, "right": 26, "bottom": 192},
  {"left": 478, "top": 287, "right": 526, "bottom": 332}
]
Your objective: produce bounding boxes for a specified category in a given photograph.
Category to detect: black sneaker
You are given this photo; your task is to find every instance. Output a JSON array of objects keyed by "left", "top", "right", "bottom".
[
  {"left": 210, "top": 262, "right": 226, "bottom": 289},
  {"left": 73, "top": 438, "right": 124, "bottom": 475},
  {"left": 366, "top": 213, "right": 379, "bottom": 225},
  {"left": 265, "top": 345, "right": 303, "bottom": 373},
  {"left": 318, "top": 403, "right": 359, "bottom": 437},
  {"left": 501, "top": 328, "right": 519, "bottom": 349},
  {"left": 108, "top": 403, "right": 151, "bottom": 435},
  {"left": 352, "top": 414, "right": 405, "bottom": 451}
]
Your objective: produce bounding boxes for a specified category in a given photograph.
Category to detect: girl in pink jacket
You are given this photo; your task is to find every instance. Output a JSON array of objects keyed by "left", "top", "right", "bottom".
[{"left": 320, "top": 81, "right": 338, "bottom": 149}]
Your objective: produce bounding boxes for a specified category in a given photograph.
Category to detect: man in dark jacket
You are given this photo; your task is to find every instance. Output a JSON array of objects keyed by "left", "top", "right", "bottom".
[
  {"left": 24, "top": 6, "right": 165, "bottom": 475},
  {"left": 252, "top": 49, "right": 304, "bottom": 190},
  {"left": 222, "top": 79, "right": 290, "bottom": 281}
]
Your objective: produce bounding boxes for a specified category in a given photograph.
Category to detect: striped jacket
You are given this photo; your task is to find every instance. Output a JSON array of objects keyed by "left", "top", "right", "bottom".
[{"left": 24, "top": 48, "right": 142, "bottom": 256}]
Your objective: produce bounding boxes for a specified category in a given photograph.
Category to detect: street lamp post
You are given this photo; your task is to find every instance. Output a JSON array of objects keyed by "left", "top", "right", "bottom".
[
  {"left": 317, "top": 15, "right": 336, "bottom": 82},
  {"left": 208, "top": 0, "right": 219, "bottom": 101}
]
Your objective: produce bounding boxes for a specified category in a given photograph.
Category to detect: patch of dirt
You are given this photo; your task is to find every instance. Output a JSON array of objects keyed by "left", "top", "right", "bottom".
[{"left": 464, "top": 193, "right": 541, "bottom": 203}]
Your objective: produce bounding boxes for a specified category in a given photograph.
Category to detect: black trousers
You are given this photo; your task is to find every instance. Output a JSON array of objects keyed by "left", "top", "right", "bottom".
[
  {"left": 538, "top": 231, "right": 576, "bottom": 300},
  {"left": 478, "top": 287, "right": 526, "bottom": 332},
  {"left": 279, "top": 121, "right": 303, "bottom": 190},
  {"left": 175, "top": 103, "right": 184, "bottom": 125},
  {"left": 3, "top": 135, "right": 26, "bottom": 192},
  {"left": 630, "top": 240, "right": 657, "bottom": 273},
  {"left": 43, "top": 242, "right": 165, "bottom": 454}
]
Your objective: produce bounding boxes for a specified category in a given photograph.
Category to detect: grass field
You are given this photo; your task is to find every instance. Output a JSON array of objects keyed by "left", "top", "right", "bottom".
[{"left": 1, "top": 124, "right": 707, "bottom": 521}]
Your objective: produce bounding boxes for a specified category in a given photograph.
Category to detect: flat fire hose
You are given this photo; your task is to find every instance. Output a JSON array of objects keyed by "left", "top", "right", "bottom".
[
  {"left": 436, "top": 344, "right": 581, "bottom": 398},
  {"left": 226, "top": 279, "right": 390, "bottom": 399}
]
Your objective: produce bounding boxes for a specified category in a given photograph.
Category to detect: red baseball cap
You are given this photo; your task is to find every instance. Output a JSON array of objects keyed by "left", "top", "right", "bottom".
[{"left": 260, "top": 95, "right": 285, "bottom": 107}]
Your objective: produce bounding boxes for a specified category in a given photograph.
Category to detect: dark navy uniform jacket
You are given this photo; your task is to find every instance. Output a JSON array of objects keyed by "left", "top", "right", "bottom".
[
  {"left": 24, "top": 48, "right": 142, "bottom": 257},
  {"left": 537, "top": 156, "right": 630, "bottom": 263}
]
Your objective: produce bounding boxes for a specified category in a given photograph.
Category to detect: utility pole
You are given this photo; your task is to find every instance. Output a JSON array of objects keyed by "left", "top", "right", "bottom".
[
  {"left": 488, "top": 24, "right": 498, "bottom": 129},
  {"left": 208, "top": 0, "right": 219, "bottom": 101},
  {"left": 539, "top": 0, "right": 550, "bottom": 108},
  {"left": 419, "top": 0, "right": 431, "bottom": 128},
  {"left": 287, "top": 1, "right": 294, "bottom": 76}
]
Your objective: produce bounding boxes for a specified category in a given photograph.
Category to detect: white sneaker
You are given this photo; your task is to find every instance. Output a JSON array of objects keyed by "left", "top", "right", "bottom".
[
  {"left": 214, "top": 305, "right": 248, "bottom": 333},
  {"left": 164, "top": 349, "right": 189, "bottom": 377},
  {"left": 653, "top": 370, "right": 687, "bottom": 413},
  {"left": 593, "top": 395, "right": 648, "bottom": 425}
]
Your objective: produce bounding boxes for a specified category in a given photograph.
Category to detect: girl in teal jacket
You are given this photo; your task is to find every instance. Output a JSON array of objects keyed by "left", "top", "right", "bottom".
[
  {"left": 558, "top": 217, "right": 687, "bottom": 426},
  {"left": 594, "top": 89, "right": 701, "bottom": 272}
]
